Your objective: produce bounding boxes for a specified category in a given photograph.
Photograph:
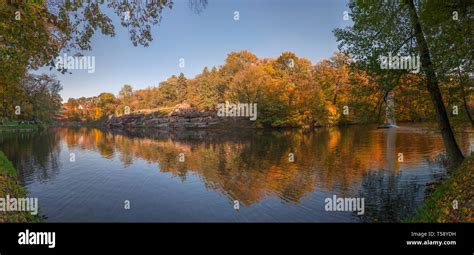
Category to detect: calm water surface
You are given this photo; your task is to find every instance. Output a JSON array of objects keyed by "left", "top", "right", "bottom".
[{"left": 1, "top": 125, "right": 473, "bottom": 222}]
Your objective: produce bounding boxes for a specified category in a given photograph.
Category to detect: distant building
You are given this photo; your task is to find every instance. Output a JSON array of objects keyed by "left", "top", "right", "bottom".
[{"left": 54, "top": 105, "right": 68, "bottom": 121}]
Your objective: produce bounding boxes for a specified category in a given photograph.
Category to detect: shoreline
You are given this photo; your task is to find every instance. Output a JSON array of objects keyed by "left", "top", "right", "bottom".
[
  {"left": 0, "top": 124, "right": 39, "bottom": 132},
  {"left": 55, "top": 118, "right": 437, "bottom": 130},
  {"left": 0, "top": 151, "right": 43, "bottom": 223},
  {"left": 407, "top": 155, "right": 474, "bottom": 222},
  {"left": 2, "top": 123, "right": 473, "bottom": 222}
]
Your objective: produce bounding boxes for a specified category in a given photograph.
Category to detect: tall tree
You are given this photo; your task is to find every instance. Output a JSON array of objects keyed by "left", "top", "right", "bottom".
[
  {"left": 176, "top": 73, "right": 188, "bottom": 103},
  {"left": 403, "top": 0, "right": 465, "bottom": 167},
  {"left": 119, "top": 85, "right": 133, "bottom": 103},
  {"left": 20, "top": 73, "right": 63, "bottom": 123},
  {"left": 334, "top": 0, "right": 467, "bottom": 167}
]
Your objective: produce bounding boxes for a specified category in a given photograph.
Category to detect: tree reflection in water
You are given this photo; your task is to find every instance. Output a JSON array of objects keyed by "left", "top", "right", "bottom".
[{"left": 0, "top": 125, "right": 462, "bottom": 221}]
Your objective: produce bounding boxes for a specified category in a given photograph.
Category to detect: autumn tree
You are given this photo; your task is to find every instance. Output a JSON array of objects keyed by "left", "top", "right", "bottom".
[
  {"left": 64, "top": 98, "right": 81, "bottom": 121},
  {"left": 334, "top": 0, "right": 467, "bottom": 167},
  {"left": 11, "top": 74, "right": 59, "bottom": 123},
  {"left": 176, "top": 73, "right": 188, "bottom": 103},
  {"left": 157, "top": 76, "right": 179, "bottom": 107},
  {"left": 188, "top": 67, "right": 222, "bottom": 110},
  {"left": 97, "top": 93, "right": 119, "bottom": 117},
  {"left": 0, "top": 0, "right": 207, "bottom": 120}
]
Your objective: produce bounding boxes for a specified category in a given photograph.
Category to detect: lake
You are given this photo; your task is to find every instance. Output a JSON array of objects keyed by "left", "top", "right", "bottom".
[{"left": 1, "top": 125, "right": 472, "bottom": 222}]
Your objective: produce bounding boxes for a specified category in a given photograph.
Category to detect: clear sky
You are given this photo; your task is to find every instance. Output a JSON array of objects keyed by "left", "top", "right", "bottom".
[{"left": 37, "top": 0, "right": 350, "bottom": 101}]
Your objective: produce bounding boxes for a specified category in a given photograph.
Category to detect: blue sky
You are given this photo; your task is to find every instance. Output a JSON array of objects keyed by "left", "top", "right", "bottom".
[{"left": 37, "top": 0, "right": 350, "bottom": 101}]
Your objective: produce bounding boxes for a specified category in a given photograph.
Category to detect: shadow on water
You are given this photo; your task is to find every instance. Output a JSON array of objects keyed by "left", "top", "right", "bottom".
[{"left": 0, "top": 130, "right": 61, "bottom": 184}]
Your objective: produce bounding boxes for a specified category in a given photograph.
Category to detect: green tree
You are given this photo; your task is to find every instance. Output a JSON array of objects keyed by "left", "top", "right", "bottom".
[
  {"left": 188, "top": 66, "right": 222, "bottom": 110},
  {"left": 20, "top": 73, "right": 63, "bottom": 123},
  {"left": 157, "top": 76, "right": 179, "bottom": 107},
  {"left": 98, "top": 92, "right": 119, "bottom": 117},
  {"left": 334, "top": 0, "right": 467, "bottom": 167},
  {"left": 119, "top": 85, "right": 133, "bottom": 104},
  {"left": 0, "top": 0, "right": 207, "bottom": 120}
]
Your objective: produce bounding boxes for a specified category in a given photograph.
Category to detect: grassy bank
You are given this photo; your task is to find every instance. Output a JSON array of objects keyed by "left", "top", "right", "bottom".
[
  {"left": 0, "top": 122, "right": 39, "bottom": 132},
  {"left": 0, "top": 151, "right": 43, "bottom": 222},
  {"left": 408, "top": 156, "right": 474, "bottom": 222}
]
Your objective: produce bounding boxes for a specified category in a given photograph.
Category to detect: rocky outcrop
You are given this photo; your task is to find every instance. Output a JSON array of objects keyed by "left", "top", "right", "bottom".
[{"left": 105, "top": 103, "right": 253, "bottom": 129}]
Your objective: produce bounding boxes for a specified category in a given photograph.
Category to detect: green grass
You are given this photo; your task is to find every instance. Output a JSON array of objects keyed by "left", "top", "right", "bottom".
[
  {"left": 0, "top": 151, "right": 16, "bottom": 178},
  {"left": 0, "top": 122, "right": 38, "bottom": 131},
  {"left": 0, "top": 151, "right": 44, "bottom": 222},
  {"left": 407, "top": 156, "right": 474, "bottom": 222}
]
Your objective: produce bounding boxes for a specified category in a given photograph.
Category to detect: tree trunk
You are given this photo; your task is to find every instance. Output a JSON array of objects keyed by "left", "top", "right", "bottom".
[
  {"left": 405, "top": 0, "right": 464, "bottom": 168},
  {"left": 458, "top": 68, "right": 474, "bottom": 127},
  {"left": 461, "top": 87, "right": 474, "bottom": 127}
]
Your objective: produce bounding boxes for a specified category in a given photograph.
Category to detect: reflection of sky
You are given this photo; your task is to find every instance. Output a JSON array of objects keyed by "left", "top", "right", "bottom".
[{"left": 34, "top": 0, "right": 350, "bottom": 101}]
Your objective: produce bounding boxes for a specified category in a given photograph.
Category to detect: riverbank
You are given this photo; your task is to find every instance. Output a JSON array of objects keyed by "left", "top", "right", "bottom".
[
  {"left": 105, "top": 104, "right": 254, "bottom": 129},
  {"left": 0, "top": 151, "right": 43, "bottom": 222},
  {"left": 408, "top": 155, "right": 474, "bottom": 222},
  {"left": 0, "top": 123, "right": 39, "bottom": 132}
]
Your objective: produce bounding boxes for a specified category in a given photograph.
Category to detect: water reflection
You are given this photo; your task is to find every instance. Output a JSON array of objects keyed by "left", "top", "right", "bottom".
[
  {"left": 0, "top": 131, "right": 61, "bottom": 184},
  {"left": 0, "top": 125, "right": 471, "bottom": 222}
]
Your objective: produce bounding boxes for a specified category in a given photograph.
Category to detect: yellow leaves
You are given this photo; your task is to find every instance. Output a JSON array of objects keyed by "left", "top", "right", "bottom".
[
  {"left": 94, "top": 108, "right": 102, "bottom": 120},
  {"left": 287, "top": 86, "right": 296, "bottom": 95},
  {"left": 326, "top": 104, "right": 337, "bottom": 116},
  {"left": 442, "top": 207, "right": 450, "bottom": 215}
]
